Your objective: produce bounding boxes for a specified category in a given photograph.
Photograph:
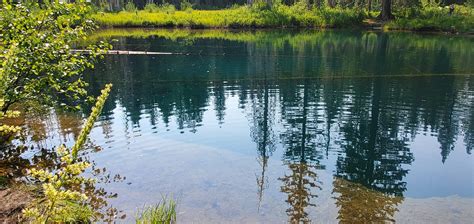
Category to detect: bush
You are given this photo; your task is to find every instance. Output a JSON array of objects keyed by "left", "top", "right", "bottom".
[
  {"left": 180, "top": 0, "right": 193, "bottom": 11},
  {"left": 144, "top": 3, "right": 160, "bottom": 13},
  {"left": 0, "top": 99, "right": 21, "bottom": 142},
  {"left": 387, "top": 5, "right": 474, "bottom": 32},
  {"left": 124, "top": 1, "right": 137, "bottom": 12},
  {"left": 159, "top": 3, "right": 176, "bottom": 14},
  {"left": 1, "top": 3, "right": 110, "bottom": 115},
  {"left": 23, "top": 84, "right": 113, "bottom": 223}
]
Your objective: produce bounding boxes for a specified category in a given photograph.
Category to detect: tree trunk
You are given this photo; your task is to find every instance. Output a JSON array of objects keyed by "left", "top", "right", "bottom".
[
  {"left": 367, "top": 0, "right": 372, "bottom": 12},
  {"left": 328, "top": 0, "right": 336, "bottom": 8},
  {"left": 378, "top": 0, "right": 394, "bottom": 20}
]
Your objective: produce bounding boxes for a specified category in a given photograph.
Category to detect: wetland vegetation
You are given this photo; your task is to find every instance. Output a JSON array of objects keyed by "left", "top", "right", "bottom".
[{"left": 93, "top": 0, "right": 474, "bottom": 33}]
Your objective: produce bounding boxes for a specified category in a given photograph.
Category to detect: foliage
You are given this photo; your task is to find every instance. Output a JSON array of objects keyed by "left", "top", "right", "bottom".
[
  {"left": 144, "top": 3, "right": 160, "bottom": 12},
  {"left": 0, "top": 2, "right": 110, "bottom": 114},
  {"left": 160, "top": 3, "right": 177, "bottom": 14},
  {"left": 91, "top": 0, "right": 472, "bottom": 32},
  {"left": 0, "top": 99, "right": 21, "bottom": 141},
  {"left": 94, "top": 5, "right": 365, "bottom": 28},
  {"left": 180, "top": 0, "right": 194, "bottom": 11},
  {"left": 124, "top": 1, "right": 138, "bottom": 12},
  {"left": 135, "top": 197, "right": 177, "bottom": 224},
  {"left": 468, "top": 0, "right": 474, "bottom": 7},
  {"left": 143, "top": 2, "right": 177, "bottom": 14},
  {"left": 22, "top": 84, "right": 113, "bottom": 223},
  {"left": 386, "top": 5, "right": 474, "bottom": 32}
]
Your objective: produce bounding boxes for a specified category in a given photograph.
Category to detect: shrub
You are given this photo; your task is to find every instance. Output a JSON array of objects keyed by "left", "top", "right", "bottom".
[
  {"left": 124, "top": 1, "right": 137, "bottom": 12},
  {"left": 23, "top": 84, "right": 113, "bottom": 223},
  {"left": 180, "top": 0, "right": 193, "bottom": 11},
  {"left": 0, "top": 99, "right": 21, "bottom": 142},
  {"left": 387, "top": 5, "right": 474, "bottom": 32},
  {"left": 159, "top": 3, "right": 176, "bottom": 14},
  {"left": 144, "top": 3, "right": 160, "bottom": 13},
  {"left": 0, "top": 3, "right": 110, "bottom": 117}
]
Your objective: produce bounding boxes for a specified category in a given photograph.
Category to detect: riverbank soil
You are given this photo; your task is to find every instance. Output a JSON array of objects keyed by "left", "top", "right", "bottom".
[
  {"left": 0, "top": 186, "right": 32, "bottom": 223},
  {"left": 363, "top": 18, "right": 384, "bottom": 30}
]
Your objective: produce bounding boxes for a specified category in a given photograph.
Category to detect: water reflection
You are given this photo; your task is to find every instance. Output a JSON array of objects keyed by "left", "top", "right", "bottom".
[
  {"left": 0, "top": 110, "right": 125, "bottom": 222},
  {"left": 332, "top": 178, "right": 403, "bottom": 223},
  {"left": 11, "top": 29, "right": 474, "bottom": 222},
  {"left": 247, "top": 75, "right": 277, "bottom": 209}
]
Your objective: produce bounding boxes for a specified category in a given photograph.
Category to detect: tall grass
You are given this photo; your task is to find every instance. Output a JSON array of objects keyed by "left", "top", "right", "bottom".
[
  {"left": 93, "top": 5, "right": 366, "bottom": 28},
  {"left": 135, "top": 197, "right": 177, "bottom": 224}
]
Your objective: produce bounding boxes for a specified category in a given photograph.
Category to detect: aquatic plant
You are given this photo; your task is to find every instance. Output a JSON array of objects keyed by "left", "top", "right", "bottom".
[
  {"left": 22, "top": 84, "right": 112, "bottom": 223},
  {"left": 135, "top": 197, "right": 177, "bottom": 224}
]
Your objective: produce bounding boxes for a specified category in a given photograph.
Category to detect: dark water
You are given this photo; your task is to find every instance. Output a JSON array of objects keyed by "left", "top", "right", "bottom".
[{"left": 18, "top": 30, "right": 474, "bottom": 222}]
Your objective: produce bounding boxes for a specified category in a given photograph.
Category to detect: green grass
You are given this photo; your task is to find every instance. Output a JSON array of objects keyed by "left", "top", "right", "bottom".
[
  {"left": 94, "top": 4, "right": 473, "bottom": 33},
  {"left": 135, "top": 197, "right": 177, "bottom": 224},
  {"left": 93, "top": 5, "right": 366, "bottom": 28},
  {"left": 386, "top": 6, "right": 474, "bottom": 33}
]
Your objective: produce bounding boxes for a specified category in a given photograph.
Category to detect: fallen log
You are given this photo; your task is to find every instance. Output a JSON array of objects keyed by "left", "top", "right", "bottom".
[{"left": 71, "top": 49, "right": 182, "bottom": 55}]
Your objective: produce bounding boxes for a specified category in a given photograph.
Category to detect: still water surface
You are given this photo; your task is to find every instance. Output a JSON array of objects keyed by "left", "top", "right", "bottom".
[{"left": 20, "top": 30, "right": 474, "bottom": 222}]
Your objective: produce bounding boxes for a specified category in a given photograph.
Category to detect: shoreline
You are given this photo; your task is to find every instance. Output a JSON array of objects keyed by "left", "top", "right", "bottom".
[
  {"left": 95, "top": 21, "right": 474, "bottom": 36},
  {"left": 93, "top": 26, "right": 474, "bottom": 37},
  {"left": 92, "top": 6, "right": 474, "bottom": 35}
]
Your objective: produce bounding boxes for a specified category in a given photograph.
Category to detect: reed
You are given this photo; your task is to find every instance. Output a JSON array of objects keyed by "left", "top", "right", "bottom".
[{"left": 135, "top": 197, "right": 177, "bottom": 224}]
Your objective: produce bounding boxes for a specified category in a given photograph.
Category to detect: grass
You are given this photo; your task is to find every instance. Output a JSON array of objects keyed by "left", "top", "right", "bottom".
[
  {"left": 386, "top": 6, "right": 474, "bottom": 33},
  {"left": 135, "top": 197, "right": 177, "bottom": 224},
  {"left": 93, "top": 4, "right": 474, "bottom": 33},
  {"left": 93, "top": 4, "right": 366, "bottom": 28}
]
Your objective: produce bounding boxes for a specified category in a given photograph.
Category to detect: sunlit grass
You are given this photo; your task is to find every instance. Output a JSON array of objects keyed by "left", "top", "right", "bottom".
[
  {"left": 93, "top": 5, "right": 365, "bottom": 28},
  {"left": 135, "top": 197, "right": 177, "bottom": 224}
]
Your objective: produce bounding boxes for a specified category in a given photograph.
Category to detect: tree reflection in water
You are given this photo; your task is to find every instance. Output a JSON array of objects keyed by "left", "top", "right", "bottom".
[
  {"left": 332, "top": 178, "right": 403, "bottom": 223},
  {"left": 0, "top": 110, "right": 125, "bottom": 222},
  {"left": 2, "top": 29, "right": 473, "bottom": 222}
]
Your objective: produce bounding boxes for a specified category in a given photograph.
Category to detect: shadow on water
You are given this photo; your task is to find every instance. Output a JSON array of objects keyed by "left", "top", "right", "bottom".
[{"left": 4, "top": 29, "right": 474, "bottom": 222}]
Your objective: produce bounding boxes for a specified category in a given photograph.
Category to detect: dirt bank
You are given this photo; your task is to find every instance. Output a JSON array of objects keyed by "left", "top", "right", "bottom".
[{"left": 0, "top": 186, "right": 33, "bottom": 224}]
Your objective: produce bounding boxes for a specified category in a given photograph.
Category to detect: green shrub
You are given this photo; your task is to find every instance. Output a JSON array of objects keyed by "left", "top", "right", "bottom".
[
  {"left": 1, "top": 2, "right": 110, "bottom": 116},
  {"left": 124, "top": 1, "right": 137, "bottom": 12},
  {"left": 159, "top": 3, "right": 176, "bottom": 14},
  {"left": 144, "top": 3, "right": 160, "bottom": 13},
  {"left": 0, "top": 99, "right": 21, "bottom": 141},
  {"left": 468, "top": 0, "right": 474, "bottom": 7},
  {"left": 23, "top": 84, "right": 113, "bottom": 223},
  {"left": 387, "top": 5, "right": 474, "bottom": 32},
  {"left": 180, "top": 0, "right": 193, "bottom": 11}
]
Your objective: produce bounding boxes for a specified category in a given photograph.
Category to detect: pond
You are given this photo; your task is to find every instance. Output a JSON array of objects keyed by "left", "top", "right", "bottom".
[{"left": 16, "top": 29, "right": 474, "bottom": 222}]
